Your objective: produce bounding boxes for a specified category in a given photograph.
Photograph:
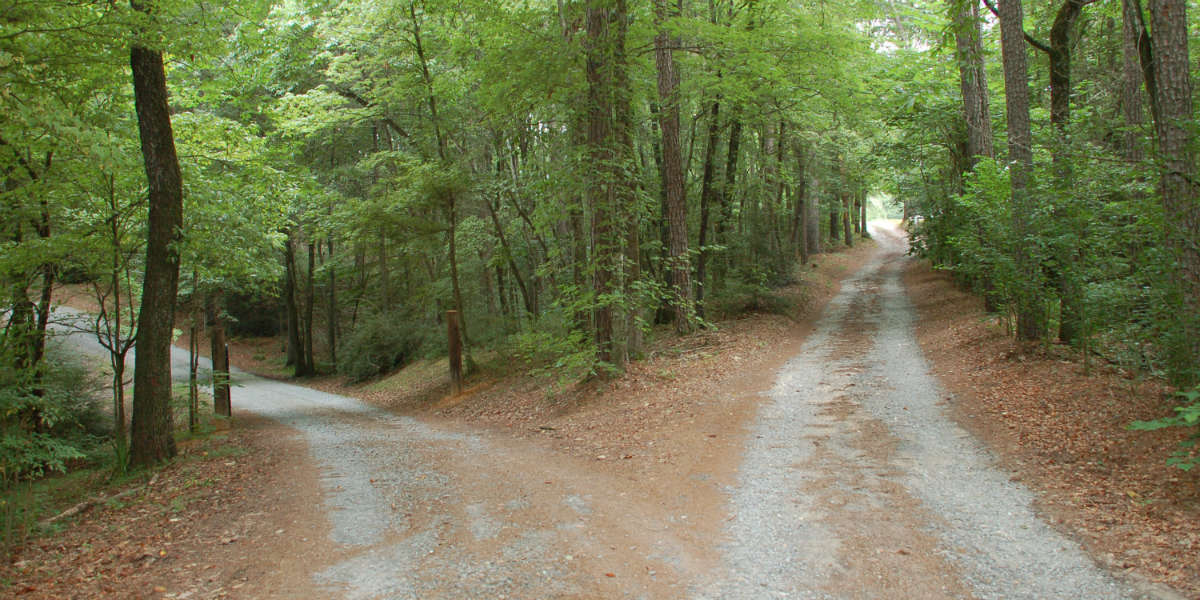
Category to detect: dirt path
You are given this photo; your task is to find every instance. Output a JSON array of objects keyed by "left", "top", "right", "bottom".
[
  {"left": 34, "top": 223, "right": 1165, "bottom": 599},
  {"left": 231, "top": 374, "right": 720, "bottom": 598},
  {"left": 696, "top": 223, "right": 1146, "bottom": 600}
]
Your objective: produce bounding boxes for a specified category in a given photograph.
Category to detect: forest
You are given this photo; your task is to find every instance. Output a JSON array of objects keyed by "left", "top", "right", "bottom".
[{"left": 1, "top": 0, "right": 1198, "bottom": 488}]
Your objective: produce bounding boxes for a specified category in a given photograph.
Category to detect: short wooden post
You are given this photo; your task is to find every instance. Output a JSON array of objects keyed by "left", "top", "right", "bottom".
[
  {"left": 224, "top": 342, "right": 232, "bottom": 415},
  {"left": 447, "top": 310, "right": 463, "bottom": 395}
]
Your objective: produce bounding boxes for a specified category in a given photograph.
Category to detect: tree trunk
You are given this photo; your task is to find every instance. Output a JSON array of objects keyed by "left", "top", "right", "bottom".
[
  {"left": 326, "top": 234, "right": 337, "bottom": 367},
  {"left": 188, "top": 322, "right": 198, "bottom": 434},
  {"left": 1148, "top": 0, "right": 1200, "bottom": 385},
  {"left": 304, "top": 241, "right": 316, "bottom": 373},
  {"left": 792, "top": 143, "right": 807, "bottom": 262},
  {"left": 998, "top": 0, "right": 1044, "bottom": 341},
  {"left": 654, "top": 0, "right": 692, "bottom": 334},
  {"left": 495, "top": 264, "right": 510, "bottom": 317},
  {"left": 1119, "top": 0, "right": 1145, "bottom": 162},
  {"left": 1048, "top": 1, "right": 1084, "bottom": 136},
  {"left": 714, "top": 117, "right": 742, "bottom": 286},
  {"left": 841, "top": 192, "right": 854, "bottom": 247},
  {"left": 129, "top": 39, "right": 183, "bottom": 467},
  {"left": 377, "top": 228, "right": 390, "bottom": 309},
  {"left": 1047, "top": 0, "right": 1086, "bottom": 346},
  {"left": 411, "top": 1, "right": 469, "bottom": 360},
  {"left": 584, "top": 0, "right": 623, "bottom": 365},
  {"left": 830, "top": 198, "right": 839, "bottom": 244},
  {"left": 772, "top": 121, "right": 787, "bottom": 255},
  {"left": 695, "top": 100, "right": 720, "bottom": 319},
  {"left": 283, "top": 230, "right": 307, "bottom": 375},
  {"left": 953, "top": 0, "right": 995, "bottom": 167},
  {"left": 806, "top": 178, "right": 822, "bottom": 256},
  {"left": 484, "top": 195, "right": 536, "bottom": 316},
  {"left": 613, "top": 3, "right": 639, "bottom": 361},
  {"left": 859, "top": 191, "right": 868, "bottom": 237},
  {"left": 31, "top": 195, "right": 54, "bottom": 387},
  {"left": 207, "top": 293, "right": 231, "bottom": 417}
]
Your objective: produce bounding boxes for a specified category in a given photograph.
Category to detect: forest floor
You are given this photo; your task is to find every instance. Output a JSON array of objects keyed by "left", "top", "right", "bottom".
[{"left": 3, "top": 222, "right": 1197, "bottom": 599}]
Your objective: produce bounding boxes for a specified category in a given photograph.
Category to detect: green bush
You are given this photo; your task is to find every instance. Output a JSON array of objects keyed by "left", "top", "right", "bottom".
[
  {"left": 706, "top": 266, "right": 795, "bottom": 319},
  {"left": 507, "top": 321, "right": 610, "bottom": 390},
  {"left": 0, "top": 349, "right": 103, "bottom": 486},
  {"left": 337, "top": 312, "right": 425, "bottom": 383},
  {"left": 1129, "top": 385, "right": 1200, "bottom": 471}
]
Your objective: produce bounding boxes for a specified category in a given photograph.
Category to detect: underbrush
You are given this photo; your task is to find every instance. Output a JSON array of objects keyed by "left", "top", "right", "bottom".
[
  {"left": 0, "top": 359, "right": 230, "bottom": 557},
  {"left": 337, "top": 311, "right": 430, "bottom": 383}
]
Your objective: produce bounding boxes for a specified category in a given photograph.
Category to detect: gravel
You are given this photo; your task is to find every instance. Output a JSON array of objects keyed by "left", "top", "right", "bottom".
[
  {"left": 51, "top": 225, "right": 1160, "bottom": 598},
  {"left": 698, "top": 224, "right": 1146, "bottom": 600}
]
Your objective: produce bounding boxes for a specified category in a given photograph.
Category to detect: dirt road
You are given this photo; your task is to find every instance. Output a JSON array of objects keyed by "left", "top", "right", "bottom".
[
  {"left": 63, "top": 223, "right": 1155, "bottom": 599},
  {"left": 697, "top": 224, "right": 1145, "bottom": 599}
]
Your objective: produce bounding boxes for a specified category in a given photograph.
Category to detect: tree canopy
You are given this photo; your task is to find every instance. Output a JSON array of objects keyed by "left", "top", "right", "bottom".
[{"left": 1, "top": 0, "right": 1198, "bottom": 471}]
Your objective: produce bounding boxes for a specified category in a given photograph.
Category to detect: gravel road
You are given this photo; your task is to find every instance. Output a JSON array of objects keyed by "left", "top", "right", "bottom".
[
  {"left": 697, "top": 223, "right": 1147, "bottom": 600},
  {"left": 52, "top": 222, "right": 1162, "bottom": 599}
]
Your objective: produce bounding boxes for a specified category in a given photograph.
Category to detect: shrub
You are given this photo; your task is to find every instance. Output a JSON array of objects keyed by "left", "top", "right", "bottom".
[
  {"left": 706, "top": 266, "right": 795, "bottom": 319},
  {"left": 337, "top": 312, "right": 424, "bottom": 383},
  {"left": 1130, "top": 385, "right": 1200, "bottom": 471},
  {"left": 0, "top": 349, "right": 103, "bottom": 486}
]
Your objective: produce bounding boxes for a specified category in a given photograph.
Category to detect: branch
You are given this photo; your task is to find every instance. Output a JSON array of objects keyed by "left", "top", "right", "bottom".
[
  {"left": 39, "top": 473, "right": 159, "bottom": 527},
  {"left": 331, "top": 87, "right": 411, "bottom": 140},
  {"left": 0, "top": 135, "right": 42, "bottom": 183}
]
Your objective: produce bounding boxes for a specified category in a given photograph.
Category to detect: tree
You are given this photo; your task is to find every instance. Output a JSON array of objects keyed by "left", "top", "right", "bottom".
[
  {"left": 584, "top": 0, "right": 630, "bottom": 366},
  {"left": 951, "top": 0, "right": 993, "bottom": 169},
  {"left": 653, "top": 0, "right": 692, "bottom": 334},
  {"left": 997, "top": 0, "right": 1043, "bottom": 341},
  {"left": 1147, "top": 0, "right": 1199, "bottom": 384},
  {"left": 128, "top": 15, "right": 184, "bottom": 467}
]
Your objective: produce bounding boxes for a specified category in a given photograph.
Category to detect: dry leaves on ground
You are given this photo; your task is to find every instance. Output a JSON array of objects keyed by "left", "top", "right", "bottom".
[{"left": 904, "top": 260, "right": 1200, "bottom": 597}]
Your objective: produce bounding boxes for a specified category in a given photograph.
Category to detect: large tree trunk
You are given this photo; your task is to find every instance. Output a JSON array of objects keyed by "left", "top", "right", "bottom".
[
  {"left": 129, "top": 40, "right": 183, "bottom": 467},
  {"left": 1048, "top": 0, "right": 1087, "bottom": 345},
  {"left": 613, "top": 3, "right": 639, "bottom": 361},
  {"left": 654, "top": 0, "right": 692, "bottom": 334},
  {"left": 953, "top": 0, "right": 994, "bottom": 168},
  {"left": 584, "top": 0, "right": 625, "bottom": 366},
  {"left": 1148, "top": 0, "right": 1200, "bottom": 384},
  {"left": 998, "top": 0, "right": 1043, "bottom": 341}
]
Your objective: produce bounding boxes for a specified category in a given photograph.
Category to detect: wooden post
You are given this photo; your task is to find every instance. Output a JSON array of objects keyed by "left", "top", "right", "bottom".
[
  {"left": 224, "top": 342, "right": 231, "bottom": 415},
  {"left": 447, "top": 310, "right": 463, "bottom": 395}
]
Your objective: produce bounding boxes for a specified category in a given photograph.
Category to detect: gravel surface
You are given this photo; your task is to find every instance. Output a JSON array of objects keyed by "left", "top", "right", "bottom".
[
  {"left": 698, "top": 223, "right": 1144, "bottom": 600},
  {"left": 50, "top": 223, "right": 1162, "bottom": 598}
]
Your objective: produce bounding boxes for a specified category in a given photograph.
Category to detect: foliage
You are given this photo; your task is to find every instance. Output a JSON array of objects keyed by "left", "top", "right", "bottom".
[
  {"left": 507, "top": 326, "right": 609, "bottom": 391},
  {"left": 706, "top": 267, "right": 797, "bottom": 320},
  {"left": 0, "top": 350, "right": 104, "bottom": 486},
  {"left": 337, "top": 312, "right": 425, "bottom": 383},
  {"left": 1129, "top": 386, "right": 1200, "bottom": 471}
]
